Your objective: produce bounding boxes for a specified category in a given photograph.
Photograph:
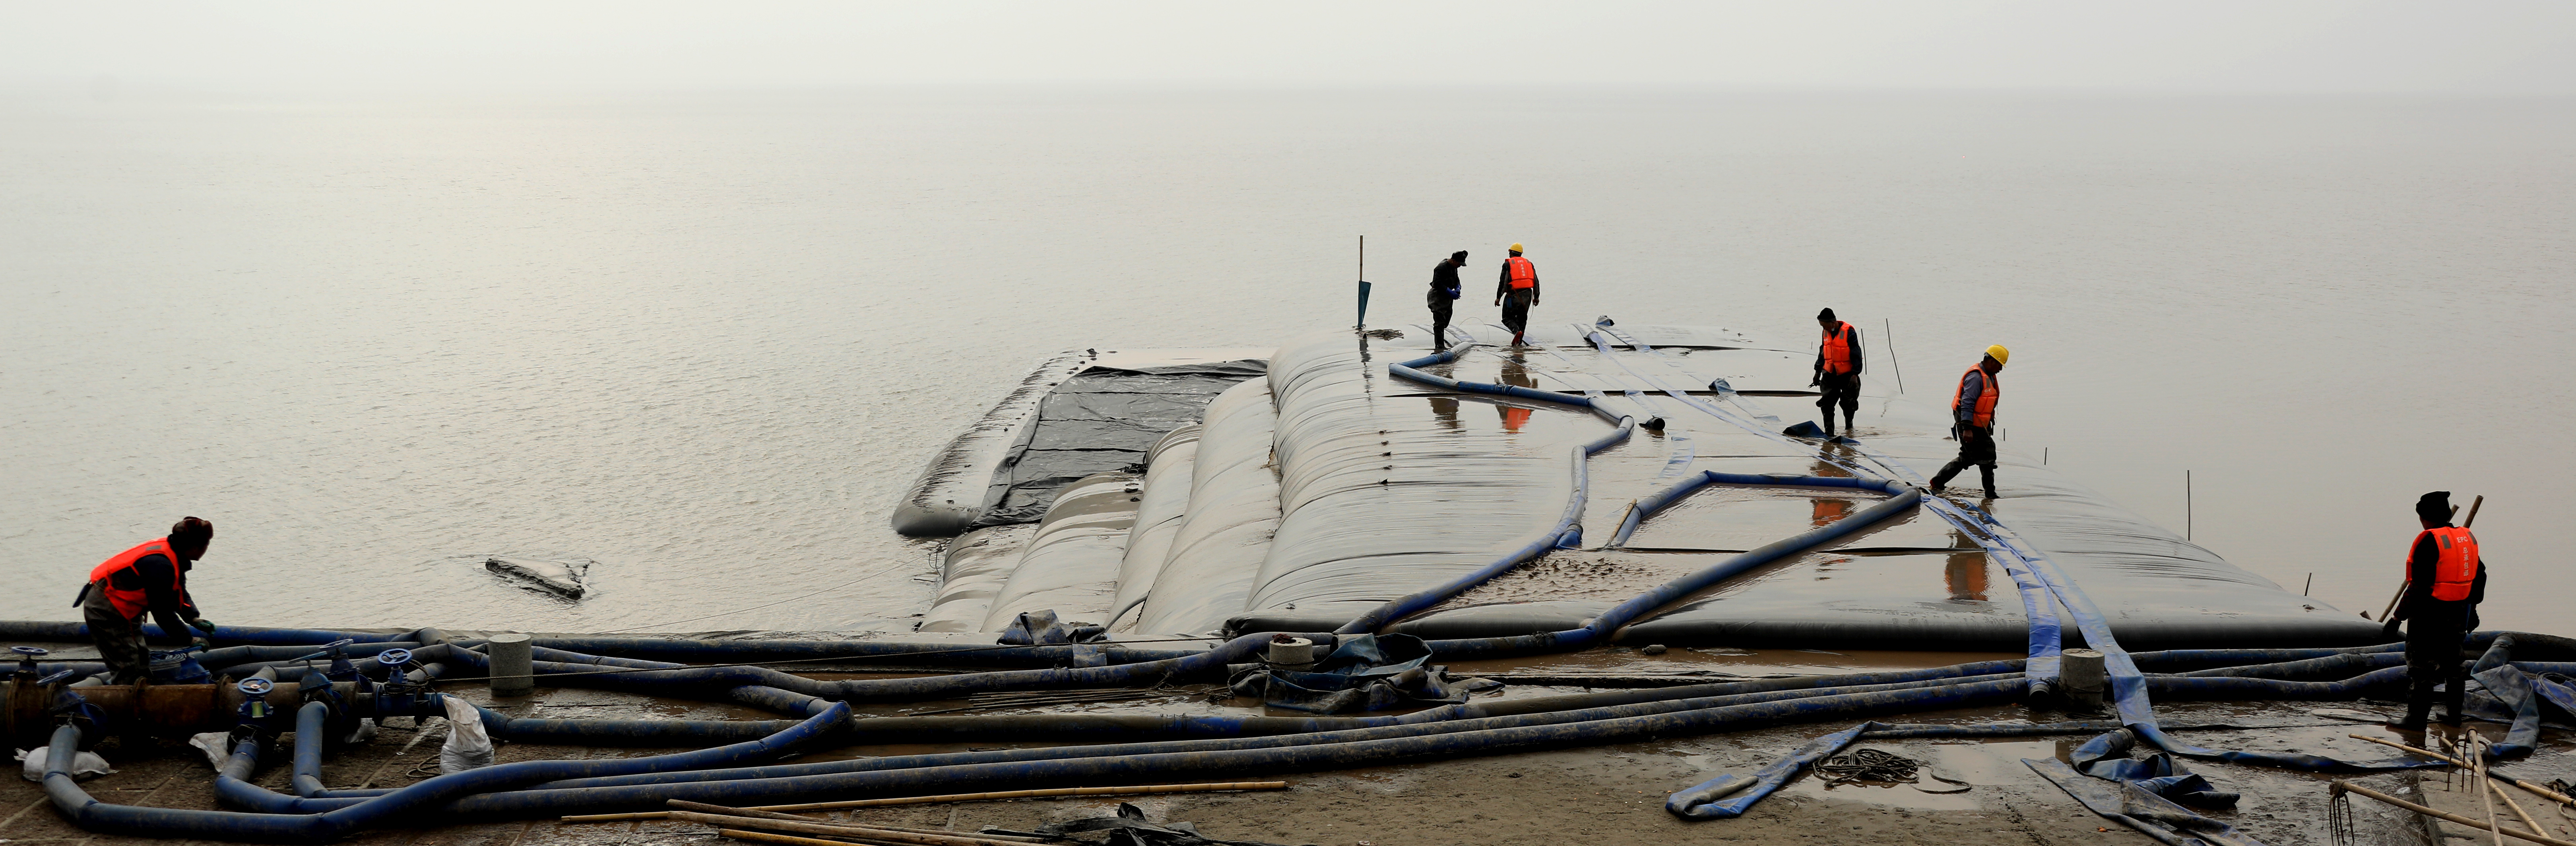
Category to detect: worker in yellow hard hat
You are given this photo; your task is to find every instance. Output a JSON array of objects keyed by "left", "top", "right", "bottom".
[
  {"left": 1496, "top": 243, "right": 1539, "bottom": 346},
  {"left": 1930, "top": 345, "right": 2009, "bottom": 499}
]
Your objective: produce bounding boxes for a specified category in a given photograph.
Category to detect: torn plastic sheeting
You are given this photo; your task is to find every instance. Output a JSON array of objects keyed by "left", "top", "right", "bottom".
[
  {"left": 917, "top": 524, "right": 1035, "bottom": 633},
  {"left": 1238, "top": 332, "right": 1625, "bottom": 630},
  {"left": 1132, "top": 377, "right": 1280, "bottom": 636},
  {"left": 972, "top": 361, "right": 1265, "bottom": 529},
  {"left": 978, "top": 472, "right": 1141, "bottom": 630},
  {"left": 2068, "top": 728, "right": 2240, "bottom": 808},
  {"left": 1106, "top": 424, "right": 1201, "bottom": 630},
  {"left": 2023, "top": 758, "right": 2273, "bottom": 846},
  {"left": 892, "top": 351, "right": 1092, "bottom": 536}
]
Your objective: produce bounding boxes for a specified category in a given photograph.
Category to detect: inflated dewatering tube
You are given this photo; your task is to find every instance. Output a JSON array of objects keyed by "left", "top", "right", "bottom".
[
  {"left": 1426, "top": 474, "right": 1921, "bottom": 658},
  {"left": 892, "top": 351, "right": 1093, "bottom": 536},
  {"left": 1331, "top": 345, "right": 1637, "bottom": 636}
]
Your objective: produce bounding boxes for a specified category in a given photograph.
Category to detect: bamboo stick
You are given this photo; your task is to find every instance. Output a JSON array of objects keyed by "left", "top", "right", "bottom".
[
  {"left": 2474, "top": 733, "right": 2507, "bottom": 846},
  {"left": 2476, "top": 735, "right": 2549, "bottom": 837},
  {"left": 2333, "top": 782, "right": 2576, "bottom": 846},
  {"left": 739, "top": 781, "right": 1290, "bottom": 813},
  {"left": 663, "top": 803, "right": 1047, "bottom": 844},
  {"left": 722, "top": 829, "right": 909, "bottom": 846},
  {"left": 564, "top": 780, "right": 1291, "bottom": 823},
  {"left": 672, "top": 812, "right": 1031, "bottom": 846},
  {"left": 2348, "top": 734, "right": 2576, "bottom": 807}
]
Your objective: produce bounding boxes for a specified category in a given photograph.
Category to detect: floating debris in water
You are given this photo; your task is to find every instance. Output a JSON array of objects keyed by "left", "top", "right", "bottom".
[{"left": 485, "top": 557, "right": 591, "bottom": 599}]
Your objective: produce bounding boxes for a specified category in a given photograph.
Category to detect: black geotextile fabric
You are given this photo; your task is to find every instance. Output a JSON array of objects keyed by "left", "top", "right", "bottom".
[{"left": 970, "top": 361, "right": 1266, "bottom": 528}]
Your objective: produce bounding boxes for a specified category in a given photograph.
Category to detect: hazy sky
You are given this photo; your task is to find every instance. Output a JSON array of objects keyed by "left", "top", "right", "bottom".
[{"left": 8, "top": 1, "right": 2575, "bottom": 96}]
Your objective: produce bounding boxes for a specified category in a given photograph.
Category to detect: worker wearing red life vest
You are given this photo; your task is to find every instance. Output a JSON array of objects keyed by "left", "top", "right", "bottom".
[
  {"left": 76, "top": 517, "right": 219, "bottom": 684},
  {"left": 1929, "top": 346, "right": 2008, "bottom": 499},
  {"left": 1494, "top": 243, "right": 1540, "bottom": 347},
  {"left": 2383, "top": 491, "right": 2489, "bottom": 730},
  {"left": 1810, "top": 308, "right": 1865, "bottom": 437}
]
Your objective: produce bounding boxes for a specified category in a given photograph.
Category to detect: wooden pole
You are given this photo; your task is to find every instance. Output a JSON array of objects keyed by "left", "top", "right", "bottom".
[
  {"left": 2348, "top": 734, "right": 2576, "bottom": 807},
  {"left": 1882, "top": 318, "right": 1904, "bottom": 394},
  {"left": 563, "top": 782, "right": 1292, "bottom": 823},
  {"left": 2332, "top": 782, "right": 2576, "bottom": 846},
  {"left": 673, "top": 812, "right": 1032, "bottom": 846}
]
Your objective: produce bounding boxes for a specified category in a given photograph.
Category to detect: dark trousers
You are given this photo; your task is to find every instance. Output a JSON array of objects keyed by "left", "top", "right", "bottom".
[
  {"left": 1930, "top": 424, "right": 1998, "bottom": 495},
  {"left": 1817, "top": 372, "right": 1859, "bottom": 431},
  {"left": 1500, "top": 289, "right": 1534, "bottom": 339},
  {"left": 2403, "top": 613, "right": 2468, "bottom": 721},
  {"left": 82, "top": 586, "right": 153, "bottom": 685},
  {"left": 1428, "top": 299, "right": 1453, "bottom": 348}
]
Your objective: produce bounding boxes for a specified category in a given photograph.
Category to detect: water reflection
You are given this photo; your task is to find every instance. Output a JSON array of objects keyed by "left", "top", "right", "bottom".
[
  {"left": 1429, "top": 396, "right": 1462, "bottom": 431},
  {"left": 1946, "top": 527, "right": 1991, "bottom": 602},
  {"left": 1497, "top": 355, "right": 1536, "bottom": 432}
]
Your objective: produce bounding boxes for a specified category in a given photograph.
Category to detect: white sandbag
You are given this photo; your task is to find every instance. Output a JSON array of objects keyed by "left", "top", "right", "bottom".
[
  {"left": 17, "top": 747, "right": 113, "bottom": 782},
  {"left": 188, "top": 732, "right": 235, "bottom": 770},
  {"left": 437, "top": 696, "right": 493, "bottom": 773}
]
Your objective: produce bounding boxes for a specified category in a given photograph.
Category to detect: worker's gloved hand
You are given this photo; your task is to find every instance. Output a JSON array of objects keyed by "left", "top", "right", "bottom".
[
  {"left": 2380, "top": 618, "right": 2402, "bottom": 642},
  {"left": 187, "top": 618, "right": 215, "bottom": 637}
]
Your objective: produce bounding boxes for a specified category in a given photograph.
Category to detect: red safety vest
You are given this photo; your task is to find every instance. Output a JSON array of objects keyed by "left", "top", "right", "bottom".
[
  {"left": 2413, "top": 527, "right": 2480, "bottom": 602},
  {"left": 1951, "top": 366, "right": 1999, "bottom": 428},
  {"left": 1819, "top": 322, "right": 1857, "bottom": 375},
  {"left": 1505, "top": 256, "right": 1536, "bottom": 290},
  {"left": 88, "top": 538, "right": 186, "bottom": 621}
]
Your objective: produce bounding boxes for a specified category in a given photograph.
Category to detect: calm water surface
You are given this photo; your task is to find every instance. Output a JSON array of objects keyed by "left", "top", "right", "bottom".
[{"left": 2, "top": 88, "right": 2568, "bottom": 634}]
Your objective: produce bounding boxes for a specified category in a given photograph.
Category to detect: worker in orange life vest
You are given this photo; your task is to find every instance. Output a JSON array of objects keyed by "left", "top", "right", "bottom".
[
  {"left": 1496, "top": 243, "right": 1540, "bottom": 346},
  {"left": 2382, "top": 491, "right": 2488, "bottom": 730},
  {"left": 1810, "top": 308, "right": 1864, "bottom": 437},
  {"left": 1929, "top": 346, "right": 2007, "bottom": 499},
  {"left": 75, "top": 517, "right": 219, "bottom": 684}
]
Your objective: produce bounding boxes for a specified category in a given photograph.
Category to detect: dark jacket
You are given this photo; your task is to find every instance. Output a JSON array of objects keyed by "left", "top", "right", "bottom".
[
  {"left": 1430, "top": 261, "right": 1462, "bottom": 305},
  {"left": 2391, "top": 524, "right": 2486, "bottom": 625}
]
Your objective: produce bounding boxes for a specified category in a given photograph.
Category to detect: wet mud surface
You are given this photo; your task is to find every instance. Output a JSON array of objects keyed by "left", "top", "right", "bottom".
[{"left": 5, "top": 649, "right": 2568, "bottom": 846}]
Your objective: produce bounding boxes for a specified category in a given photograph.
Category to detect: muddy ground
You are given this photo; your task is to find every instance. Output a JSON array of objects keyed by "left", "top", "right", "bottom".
[{"left": 2, "top": 641, "right": 2568, "bottom": 846}]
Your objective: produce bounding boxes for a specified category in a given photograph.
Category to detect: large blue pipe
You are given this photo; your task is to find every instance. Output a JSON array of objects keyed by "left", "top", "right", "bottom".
[
  {"left": 43, "top": 700, "right": 852, "bottom": 840},
  {"left": 436, "top": 677, "right": 2026, "bottom": 819}
]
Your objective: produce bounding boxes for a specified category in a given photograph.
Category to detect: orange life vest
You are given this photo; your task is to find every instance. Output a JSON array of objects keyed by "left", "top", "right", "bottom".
[
  {"left": 1505, "top": 256, "right": 1536, "bottom": 290},
  {"left": 2413, "top": 527, "right": 2479, "bottom": 602},
  {"left": 1819, "top": 322, "right": 1857, "bottom": 375},
  {"left": 88, "top": 538, "right": 186, "bottom": 621},
  {"left": 1951, "top": 366, "right": 1999, "bottom": 428}
]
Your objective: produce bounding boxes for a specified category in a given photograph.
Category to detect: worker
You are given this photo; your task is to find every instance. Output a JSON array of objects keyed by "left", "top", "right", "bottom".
[
  {"left": 1496, "top": 243, "right": 1540, "bottom": 346},
  {"left": 1810, "top": 308, "right": 1864, "bottom": 437},
  {"left": 2382, "top": 491, "right": 2487, "bottom": 730},
  {"left": 1928, "top": 346, "right": 2008, "bottom": 499},
  {"left": 1428, "top": 250, "right": 1467, "bottom": 350},
  {"left": 76, "top": 517, "right": 218, "bottom": 684}
]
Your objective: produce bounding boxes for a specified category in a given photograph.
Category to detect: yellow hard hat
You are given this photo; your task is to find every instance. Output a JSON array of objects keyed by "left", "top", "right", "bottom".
[
  {"left": 1509, "top": 243, "right": 1524, "bottom": 252},
  {"left": 1985, "top": 344, "right": 2010, "bottom": 365}
]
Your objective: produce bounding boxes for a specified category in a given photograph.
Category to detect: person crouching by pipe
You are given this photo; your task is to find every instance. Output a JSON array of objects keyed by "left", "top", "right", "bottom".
[
  {"left": 74, "top": 516, "right": 219, "bottom": 684},
  {"left": 2382, "top": 491, "right": 2488, "bottom": 730}
]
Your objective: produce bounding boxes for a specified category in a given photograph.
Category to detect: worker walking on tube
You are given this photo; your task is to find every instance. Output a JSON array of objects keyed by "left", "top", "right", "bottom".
[
  {"left": 1929, "top": 346, "right": 2008, "bottom": 499},
  {"left": 1428, "top": 251, "right": 1466, "bottom": 350},
  {"left": 75, "top": 517, "right": 219, "bottom": 684},
  {"left": 2382, "top": 491, "right": 2487, "bottom": 730},
  {"left": 1496, "top": 243, "right": 1539, "bottom": 346},
  {"left": 1811, "top": 308, "right": 1864, "bottom": 437}
]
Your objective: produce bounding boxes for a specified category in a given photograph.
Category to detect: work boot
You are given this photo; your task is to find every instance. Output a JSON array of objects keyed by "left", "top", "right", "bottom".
[
  {"left": 2388, "top": 703, "right": 2430, "bottom": 732},
  {"left": 1843, "top": 412, "right": 1857, "bottom": 435},
  {"left": 1980, "top": 467, "right": 1999, "bottom": 499},
  {"left": 1929, "top": 463, "right": 1961, "bottom": 494}
]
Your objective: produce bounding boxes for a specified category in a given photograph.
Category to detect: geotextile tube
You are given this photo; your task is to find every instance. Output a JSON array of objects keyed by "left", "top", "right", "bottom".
[
  {"left": 1131, "top": 377, "right": 1281, "bottom": 636},
  {"left": 977, "top": 472, "right": 1143, "bottom": 629},
  {"left": 893, "top": 351, "right": 1092, "bottom": 536},
  {"left": 1106, "top": 424, "right": 1203, "bottom": 629}
]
